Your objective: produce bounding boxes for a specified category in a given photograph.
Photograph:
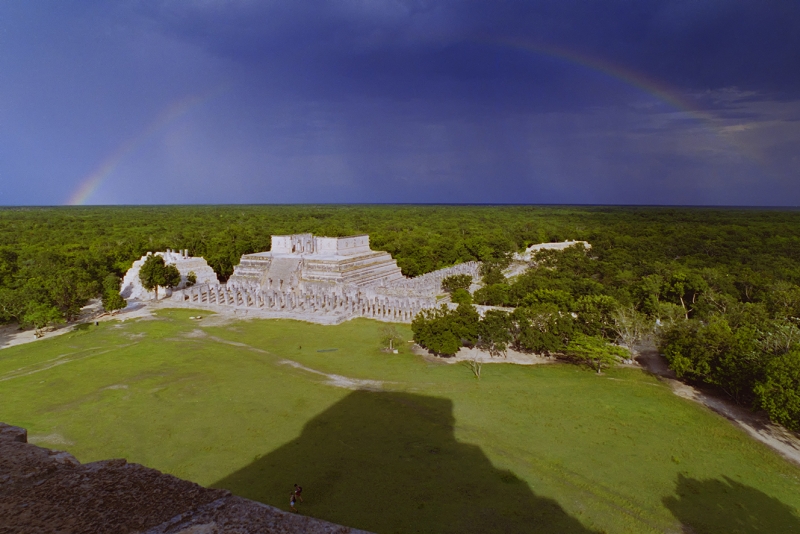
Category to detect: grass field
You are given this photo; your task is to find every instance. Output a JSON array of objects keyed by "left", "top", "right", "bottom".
[{"left": 2, "top": 309, "right": 800, "bottom": 533}]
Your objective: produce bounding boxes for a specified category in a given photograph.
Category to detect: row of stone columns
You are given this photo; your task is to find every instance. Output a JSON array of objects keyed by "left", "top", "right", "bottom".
[{"left": 178, "top": 283, "right": 434, "bottom": 323}]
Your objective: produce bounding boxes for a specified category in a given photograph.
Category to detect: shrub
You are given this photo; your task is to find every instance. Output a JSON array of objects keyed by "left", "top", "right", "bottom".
[
  {"left": 473, "top": 284, "right": 509, "bottom": 306},
  {"left": 450, "top": 288, "right": 472, "bottom": 305},
  {"left": 441, "top": 274, "right": 472, "bottom": 293},
  {"left": 755, "top": 351, "right": 800, "bottom": 431},
  {"left": 566, "top": 334, "right": 628, "bottom": 373}
]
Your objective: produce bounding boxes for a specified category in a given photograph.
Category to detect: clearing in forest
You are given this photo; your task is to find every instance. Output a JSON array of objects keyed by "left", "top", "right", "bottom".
[{"left": 1, "top": 309, "right": 799, "bottom": 533}]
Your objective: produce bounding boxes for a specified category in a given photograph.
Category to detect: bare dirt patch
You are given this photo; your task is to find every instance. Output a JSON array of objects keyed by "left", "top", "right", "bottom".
[
  {"left": 278, "top": 360, "right": 389, "bottom": 391},
  {"left": 200, "top": 334, "right": 391, "bottom": 391},
  {"left": 0, "top": 322, "right": 75, "bottom": 350},
  {"left": 27, "top": 433, "right": 75, "bottom": 446},
  {"left": 0, "top": 299, "right": 155, "bottom": 351},
  {"left": 0, "top": 349, "right": 116, "bottom": 383},
  {"left": 183, "top": 329, "right": 208, "bottom": 339},
  {"left": 412, "top": 344, "right": 555, "bottom": 366}
]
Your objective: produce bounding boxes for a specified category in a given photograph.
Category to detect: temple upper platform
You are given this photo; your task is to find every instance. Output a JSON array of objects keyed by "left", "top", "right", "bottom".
[
  {"left": 270, "top": 233, "right": 371, "bottom": 257},
  {"left": 227, "top": 233, "right": 405, "bottom": 290}
]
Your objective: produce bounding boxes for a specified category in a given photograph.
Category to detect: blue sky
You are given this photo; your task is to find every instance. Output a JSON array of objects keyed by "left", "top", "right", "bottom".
[{"left": 1, "top": 1, "right": 799, "bottom": 205}]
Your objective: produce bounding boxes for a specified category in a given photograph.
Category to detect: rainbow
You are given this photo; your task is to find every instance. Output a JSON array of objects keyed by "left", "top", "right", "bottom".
[
  {"left": 471, "top": 36, "right": 763, "bottom": 165},
  {"left": 479, "top": 36, "right": 714, "bottom": 121},
  {"left": 66, "top": 88, "right": 225, "bottom": 205}
]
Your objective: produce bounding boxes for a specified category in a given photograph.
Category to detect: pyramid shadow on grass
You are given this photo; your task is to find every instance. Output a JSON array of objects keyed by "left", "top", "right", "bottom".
[
  {"left": 663, "top": 474, "right": 800, "bottom": 534},
  {"left": 213, "top": 390, "right": 598, "bottom": 533}
]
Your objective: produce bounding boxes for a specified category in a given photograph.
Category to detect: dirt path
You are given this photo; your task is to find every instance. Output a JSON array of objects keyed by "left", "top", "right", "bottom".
[
  {"left": 0, "top": 300, "right": 154, "bottom": 351},
  {"left": 0, "top": 322, "right": 77, "bottom": 350},
  {"left": 200, "top": 330, "right": 393, "bottom": 391},
  {"left": 412, "top": 344, "right": 555, "bottom": 365},
  {"left": 636, "top": 343, "right": 800, "bottom": 467}
]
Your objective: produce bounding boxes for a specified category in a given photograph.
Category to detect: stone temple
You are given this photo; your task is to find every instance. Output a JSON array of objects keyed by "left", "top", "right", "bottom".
[
  {"left": 117, "top": 233, "right": 479, "bottom": 324},
  {"left": 120, "top": 249, "right": 219, "bottom": 301},
  {"left": 227, "top": 233, "right": 405, "bottom": 292}
]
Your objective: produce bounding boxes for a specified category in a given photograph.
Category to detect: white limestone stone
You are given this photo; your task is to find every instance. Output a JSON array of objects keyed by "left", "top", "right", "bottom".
[
  {"left": 512, "top": 240, "right": 591, "bottom": 262},
  {"left": 227, "top": 234, "right": 404, "bottom": 291},
  {"left": 164, "top": 233, "right": 566, "bottom": 324},
  {"left": 120, "top": 250, "right": 219, "bottom": 301}
]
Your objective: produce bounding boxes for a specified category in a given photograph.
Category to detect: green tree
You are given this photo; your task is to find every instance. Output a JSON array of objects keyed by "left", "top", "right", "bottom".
[
  {"left": 636, "top": 274, "right": 664, "bottom": 317},
  {"left": 139, "top": 255, "right": 181, "bottom": 300},
  {"left": 39, "top": 267, "right": 98, "bottom": 321},
  {"left": 664, "top": 270, "right": 708, "bottom": 320},
  {"left": 478, "top": 309, "right": 512, "bottom": 356},
  {"left": 473, "top": 284, "right": 509, "bottom": 306},
  {"left": 566, "top": 334, "right": 628, "bottom": 373},
  {"left": 611, "top": 306, "right": 651, "bottom": 353},
  {"left": 139, "top": 255, "right": 165, "bottom": 299},
  {"left": 441, "top": 274, "right": 472, "bottom": 293},
  {"left": 766, "top": 281, "right": 800, "bottom": 319},
  {"left": 511, "top": 304, "right": 574, "bottom": 355},
  {"left": 22, "top": 302, "right": 63, "bottom": 336},
  {"left": 449, "top": 303, "right": 481, "bottom": 346},
  {"left": 101, "top": 274, "right": 127, "bottom": 312},
  {"left": 520, "top": 289, "right": 572, "bottom": 311},
  {"left": 574, "top": 294, "right": 619, "bottom": 338},
  {"left": 660, "top": 316, "right": 766, "bottom": 404},
  {"left": 411, "top": 306, "right": 463, "bottom": 356},
  {"left": 433, "top": 330, "right": 461, "bottom": 356},
  {"left": 186, "top": 271, "right": 197, "bottom": 287},
  {"left": 450, "top": 288, "right": 472, "bottom": 305},
  {"left": 379, "top": 324, "right": 404, "bottom": 352},
  {"left": 481, "top": 268, "right": 506, "bottom": 286},
  {"left": 164, "top": 264, "right": 181, "bottom": 291},
  {"left": 0, "top": 248, "right": 18, "bottom": 287},
  {"left": 0, "top": 288, "right": 26, "bottom": 324},
  {"left": 754, "top": 351, "right": 800, "bottom": 431}
]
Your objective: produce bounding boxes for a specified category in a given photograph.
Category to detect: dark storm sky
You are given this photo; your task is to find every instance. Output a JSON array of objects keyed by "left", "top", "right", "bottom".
[{"left": 1, "top": 1, "right": 799, "bottom": 206}]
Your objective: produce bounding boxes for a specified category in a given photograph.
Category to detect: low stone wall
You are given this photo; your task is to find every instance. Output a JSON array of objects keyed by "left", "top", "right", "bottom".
[
  {"left": 0, "top": 422, "right": 368, "bottom": 534},
  {"left": 512, "top": 241, "right": 591, "bottom": 262},
  {"left": 384, "top": 262, "right": 481, "bottom": 297}
]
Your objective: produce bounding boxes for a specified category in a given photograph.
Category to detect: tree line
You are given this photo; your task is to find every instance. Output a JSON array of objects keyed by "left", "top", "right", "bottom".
[{"left": 413, "top": 240, "right": 800, "bottom": 432}]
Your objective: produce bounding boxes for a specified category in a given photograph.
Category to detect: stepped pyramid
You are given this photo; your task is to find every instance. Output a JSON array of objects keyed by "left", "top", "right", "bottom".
[{"left": 227, "top": 234, "right": 405, "bottom": 292}]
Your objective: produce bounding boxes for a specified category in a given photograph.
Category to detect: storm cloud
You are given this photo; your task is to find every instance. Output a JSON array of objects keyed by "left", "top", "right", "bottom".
[{"left": 1, "top": 1, "right": 798, "bottom": 205}]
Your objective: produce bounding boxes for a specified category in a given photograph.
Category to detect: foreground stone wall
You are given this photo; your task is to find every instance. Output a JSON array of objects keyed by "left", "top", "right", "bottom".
[{"left": 0, "top": 422, "right": 368, "bottom": 534}]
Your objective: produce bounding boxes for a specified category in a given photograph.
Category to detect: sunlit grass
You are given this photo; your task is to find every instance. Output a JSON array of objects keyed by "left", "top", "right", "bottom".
[{"left": 1, "top": 309, "right": 799, "bottom": 533}]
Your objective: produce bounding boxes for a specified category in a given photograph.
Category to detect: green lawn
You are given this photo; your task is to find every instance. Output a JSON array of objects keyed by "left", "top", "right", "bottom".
[{"left": 1, "top": 309, "right": 799, "bottom": 533}]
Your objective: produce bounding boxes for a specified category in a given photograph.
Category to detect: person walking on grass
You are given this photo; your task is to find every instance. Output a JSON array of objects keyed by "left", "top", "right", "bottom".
[{"left": 290, "top": 484, "right": 303, "bottom": 512}]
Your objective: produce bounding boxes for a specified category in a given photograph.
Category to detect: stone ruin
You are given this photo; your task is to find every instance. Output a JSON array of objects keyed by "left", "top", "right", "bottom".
[
  {"left": 120, "top": 249, "right": 220, "bottom": 301},
  {"left": 120, "top": 234, "right": 480, "bottom": 325},
  {"left": 226, "top": 233, "right": 405, "bottom": 292},
  {"left": 512, "top": 240, "right": 591, "bottom": 262},
  {"left": 503, "top": 240, "right": 592, "bottom": 278},
  {"left": 0, "top": 422, "right": 364, "bottom": 533}
]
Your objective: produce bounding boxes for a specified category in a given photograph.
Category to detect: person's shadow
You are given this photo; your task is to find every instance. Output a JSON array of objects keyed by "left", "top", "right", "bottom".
[
  {"left": 663, "top": 474, "right": 800, "bottom": 533},
  {"left": 213, "top": 390, "right": 598, "bottom": 533}
]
